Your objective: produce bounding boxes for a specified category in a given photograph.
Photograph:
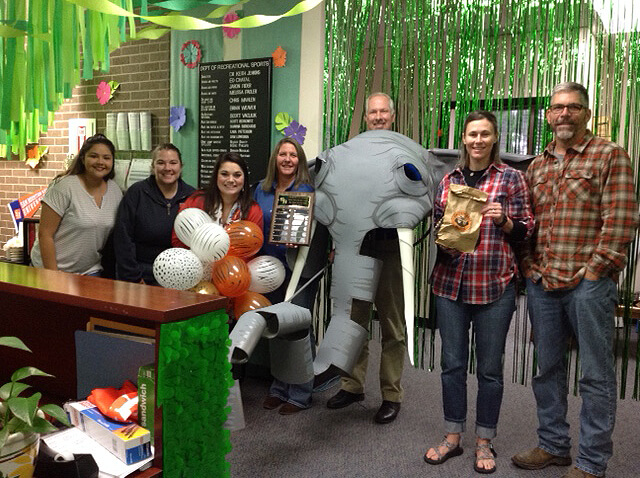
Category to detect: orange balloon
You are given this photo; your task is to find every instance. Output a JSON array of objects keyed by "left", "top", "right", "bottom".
[
  {"left": 232, "top": 291, "right": 272, "bottom": 319},
  {"left": 211, "top": 255, "right": 251, "bottom": 297},
  {"left": 225, "top": 220, "right": 264, "bottom": 258}
]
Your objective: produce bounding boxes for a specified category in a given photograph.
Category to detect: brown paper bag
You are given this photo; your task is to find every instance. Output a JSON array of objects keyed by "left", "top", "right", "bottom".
[{"left": 435, "top": 183, "right": 488, "bottom": 253}]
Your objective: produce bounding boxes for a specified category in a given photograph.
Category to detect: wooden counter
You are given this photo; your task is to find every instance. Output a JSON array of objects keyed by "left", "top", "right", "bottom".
[{"left": 0, "top": 262, "right": 229, "bottom": 477}]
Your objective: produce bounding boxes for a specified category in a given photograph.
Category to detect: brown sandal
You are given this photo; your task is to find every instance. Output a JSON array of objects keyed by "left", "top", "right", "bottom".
[{"left": 424, "top": 436, "right": 464, "bottom": 465}]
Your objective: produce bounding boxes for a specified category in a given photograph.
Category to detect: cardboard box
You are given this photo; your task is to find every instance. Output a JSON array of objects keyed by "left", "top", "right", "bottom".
[
  {"left": 65, "top": 400, "right": 152, "bottom": 465},
  {"left": 137, "top": 364, "right": 155, "bottom": 443}
]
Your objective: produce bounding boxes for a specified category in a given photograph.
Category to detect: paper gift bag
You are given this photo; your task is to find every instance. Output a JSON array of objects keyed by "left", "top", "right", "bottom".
[{"left": 435, "top": 183, "right": 488, "bottom": 253}]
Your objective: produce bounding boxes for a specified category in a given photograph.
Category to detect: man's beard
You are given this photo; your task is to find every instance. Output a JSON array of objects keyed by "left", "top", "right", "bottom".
[{"left": 554, "top": 123, "right": 575, "bottom": 140}]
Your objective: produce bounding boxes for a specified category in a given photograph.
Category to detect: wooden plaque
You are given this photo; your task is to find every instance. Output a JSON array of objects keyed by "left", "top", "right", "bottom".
[{"left": 268, "top": 191, "right": 315, "bottom": 246}]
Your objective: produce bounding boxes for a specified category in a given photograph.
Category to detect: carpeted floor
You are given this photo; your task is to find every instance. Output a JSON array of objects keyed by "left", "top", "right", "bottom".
[{"left": 227, "top": 323, "right": 640, "bottom": 478}]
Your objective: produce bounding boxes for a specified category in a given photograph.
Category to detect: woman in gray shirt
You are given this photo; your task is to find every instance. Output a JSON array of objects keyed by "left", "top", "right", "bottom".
[{"left": 31, "top": 134, "right": 122, "bottom": 276}]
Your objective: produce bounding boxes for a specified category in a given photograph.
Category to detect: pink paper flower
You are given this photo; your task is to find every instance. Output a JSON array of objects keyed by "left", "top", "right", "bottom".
[
  {"left": 223, "top": 13, "right": 241, "bottom": 39},
  {"left": 96, "top": 81, "right": 111, "bottom": 105}
]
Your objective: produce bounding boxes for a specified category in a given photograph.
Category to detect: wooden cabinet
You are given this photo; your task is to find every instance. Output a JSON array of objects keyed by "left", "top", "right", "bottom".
[{"left": 0, "top": 263, "right": 229, "bottom": 477}]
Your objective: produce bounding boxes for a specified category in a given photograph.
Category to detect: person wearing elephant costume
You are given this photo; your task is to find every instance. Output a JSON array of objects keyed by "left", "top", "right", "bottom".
[
  {"left": 229, "top": 112, "right": 458, "bottom": 420},
  {"left": 325, "top": 92, "right": 410, "bottom": 424}
]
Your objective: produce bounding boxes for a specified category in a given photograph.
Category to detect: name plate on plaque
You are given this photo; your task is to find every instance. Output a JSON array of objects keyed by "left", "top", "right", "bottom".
[{"left": 269, "top": 191, "right": 315, "bottom": 246}]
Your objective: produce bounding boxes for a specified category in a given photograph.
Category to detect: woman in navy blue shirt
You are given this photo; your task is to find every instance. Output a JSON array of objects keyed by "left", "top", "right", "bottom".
[
  {"left": 254, "top": 137, "right": 315, "bottom": 415},
  {"left": 114, "top": 143, "right": 195, "bottom": 284}
]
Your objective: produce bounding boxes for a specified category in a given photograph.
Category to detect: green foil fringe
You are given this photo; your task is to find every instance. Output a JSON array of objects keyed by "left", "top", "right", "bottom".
[
  {"left": 157, "top": 309, "right": 232, "bottom": 477},
  {"left": 323, "top": 0, "right": 640, "bottom": 399}
]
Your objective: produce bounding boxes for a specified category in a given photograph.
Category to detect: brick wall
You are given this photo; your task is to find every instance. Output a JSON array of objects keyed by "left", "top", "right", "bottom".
[{"left": 0, "top": 35, "right": 171, "bottom": 248}]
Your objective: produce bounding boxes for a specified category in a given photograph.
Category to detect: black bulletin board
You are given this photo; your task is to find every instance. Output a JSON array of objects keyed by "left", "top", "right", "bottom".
[{"left": 198, "top": 58, "right": 273, "bottom": 188}]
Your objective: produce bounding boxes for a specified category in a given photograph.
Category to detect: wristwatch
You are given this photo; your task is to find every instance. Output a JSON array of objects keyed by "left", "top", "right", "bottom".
[{"left": 495, "top": 215, "right": 508, "bottom": 227}]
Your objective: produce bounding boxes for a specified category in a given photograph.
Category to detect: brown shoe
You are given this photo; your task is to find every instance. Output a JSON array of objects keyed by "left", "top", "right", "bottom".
[
  {"left": 511, "top": 447, "right": 571, "bottom": 470},
  {"left": 262, "top": 395, "right": 284, "bottom": 410},
  {"left": 278, "top": 402, "right": 305, "bottom": 415},
  {"left": 562, "top": 466, "right": 600, "bottom": 478}
]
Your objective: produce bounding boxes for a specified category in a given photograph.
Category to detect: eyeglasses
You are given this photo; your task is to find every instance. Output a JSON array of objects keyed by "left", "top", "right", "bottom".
[{"left": 548, "top": 103, "right": 586, "bottom": 114}]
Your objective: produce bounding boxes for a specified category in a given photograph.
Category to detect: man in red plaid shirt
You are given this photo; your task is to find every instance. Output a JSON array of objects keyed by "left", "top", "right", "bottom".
[{"left": 512, "top": 82, "right": 638, "bottom": 478}]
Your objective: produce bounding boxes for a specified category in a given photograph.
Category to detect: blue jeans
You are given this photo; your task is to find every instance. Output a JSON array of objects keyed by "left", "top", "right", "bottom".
[
  {"left": 435, "top": 282, "right": 516, "bottom": 439},
  {"left": 526, "top": 277, "right": 617, "bottom": 477}
]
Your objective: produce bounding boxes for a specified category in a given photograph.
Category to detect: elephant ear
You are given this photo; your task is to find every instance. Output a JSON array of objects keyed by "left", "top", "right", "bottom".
[{"left": 312, "top": 148, "right": 334, "bottom": 187}]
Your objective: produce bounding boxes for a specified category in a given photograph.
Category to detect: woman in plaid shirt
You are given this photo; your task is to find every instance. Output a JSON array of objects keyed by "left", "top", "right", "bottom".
[{"left": 424, "top": 111, "right": 534, "bottom": 474}]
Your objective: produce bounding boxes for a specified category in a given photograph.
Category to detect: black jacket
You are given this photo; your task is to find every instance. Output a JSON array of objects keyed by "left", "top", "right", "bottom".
[{"left": 114, "top": 175, "right": 195, "bottom": 284}]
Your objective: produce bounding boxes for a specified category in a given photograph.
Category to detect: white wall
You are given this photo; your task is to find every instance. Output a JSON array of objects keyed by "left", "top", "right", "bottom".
[{"left": 298, "top": 3, "right": 325, "bottom": 158}]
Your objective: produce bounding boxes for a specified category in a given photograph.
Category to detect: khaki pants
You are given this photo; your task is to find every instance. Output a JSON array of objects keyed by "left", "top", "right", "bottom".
[{"left": 341, "top": 235, "right": 406, "bottom": 402}]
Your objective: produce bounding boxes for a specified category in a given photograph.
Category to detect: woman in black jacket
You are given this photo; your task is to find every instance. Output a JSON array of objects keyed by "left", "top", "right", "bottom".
[{"left": 114, "top": 143, "right": 195, "bottom": 284}]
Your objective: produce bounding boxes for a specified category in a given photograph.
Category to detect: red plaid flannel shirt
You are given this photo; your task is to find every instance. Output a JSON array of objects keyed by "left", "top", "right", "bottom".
[
  {"left": 431, "top": 163, "right": 535, "bottom": 304},
  {"left": 520, "top": 132, "right": 638, "bottom": 290}
]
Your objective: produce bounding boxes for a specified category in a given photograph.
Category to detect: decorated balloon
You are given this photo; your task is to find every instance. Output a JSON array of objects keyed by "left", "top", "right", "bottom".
[
  {"left": 153, "top": 248, "right": 203, "bottom": 290},
  {"left": 174, "top": 208, "right": 212, "bottom": 247},
  {"left": 225, "top": 220, "right": 264, "bottom": 258},
  {"left": 190, "top": 222, "right": 230, "bottom": 263},
  {"left": 211, "top": 255, "right": 251, "bottom": 297},
  {"left": 232, "top": 291, "right": 272, "bottom": 319},
  {"left": 189, "top": 280, "right": 219, "bottom": 296},
  {"left": 247, "top": 255, "right": 286, "bottom": 293}
]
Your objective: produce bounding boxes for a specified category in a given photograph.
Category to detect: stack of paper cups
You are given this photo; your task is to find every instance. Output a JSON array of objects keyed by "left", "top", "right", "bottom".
[
  {"left": 106, "top": 113, "right": 118, "bottom": 150},
  {"left": 140, "top": 111, "right": 152, "bottom": 151},
  {"left": 117, "top": 112, "right": 130, "bottom": 151},
  {"left": 128, "top": 112, "right": 141, "bottom": 150}
]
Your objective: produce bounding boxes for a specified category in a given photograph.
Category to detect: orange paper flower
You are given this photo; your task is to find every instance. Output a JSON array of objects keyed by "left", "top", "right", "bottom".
[{"left": 272, "top": 46, "right": 287, "bottom": 68}]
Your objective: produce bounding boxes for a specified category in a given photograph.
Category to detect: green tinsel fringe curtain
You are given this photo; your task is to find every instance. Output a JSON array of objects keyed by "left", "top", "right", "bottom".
[{"left": 324, "top": 0, "right": 640, "bottom": 399}]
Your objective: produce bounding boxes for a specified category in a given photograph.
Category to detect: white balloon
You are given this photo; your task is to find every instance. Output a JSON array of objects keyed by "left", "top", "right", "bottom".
[
  {"left": 153, "top": 248, "right": 204, "bottom": 290},
  {"left": 190, "top": 222, "right": 230, "bottom": 263},
  {"left": 247, "top": 255, "right": 286, "bottom": 293},
  {"left": 174, "top": 208, "right": 212, "bottom": 247}
]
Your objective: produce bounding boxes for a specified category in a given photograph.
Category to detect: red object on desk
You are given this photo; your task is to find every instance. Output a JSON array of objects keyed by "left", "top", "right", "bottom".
[{"left": 88, "top": 380, "right": 138, "bottom": 423}]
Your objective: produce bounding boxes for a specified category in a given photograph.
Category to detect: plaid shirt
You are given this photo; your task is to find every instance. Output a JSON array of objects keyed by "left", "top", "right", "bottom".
[
  {"left": 431, "top": 163, "right": 535, "bottom": 304},
  {"left": 521, "top": 132, "right": 638, "bottom": 290}
]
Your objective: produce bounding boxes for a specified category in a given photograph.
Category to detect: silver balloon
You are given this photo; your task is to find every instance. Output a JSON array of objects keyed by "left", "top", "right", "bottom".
[
  {"left": 153, "top": 248, "right": 204, "bottom": 290},
  {"left": 174, "top": 208, "right": 212, "bottom": 247},
  {"left": 190, "top": 222, "right": 230, "bottom": 263},
  {"left": 247, "top": 255, "right": 286, "bottom": 293}
]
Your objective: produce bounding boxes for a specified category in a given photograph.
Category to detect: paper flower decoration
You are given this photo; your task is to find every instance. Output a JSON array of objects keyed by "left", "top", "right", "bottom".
[
  {"left": 275, "top": 112, "right": 294, "bottom": 132},
  {"left": 283, "top": 120, "right": 307, "bottom": 145},
  {"left": 180, "top": 40, "right": 201, "bottom": 69},
  {"left": 272, "top": 46, "right": 287, "bottom": 68},
  {"left": 26, "top": 144, "right": 48, "bottom": 169},
  {"left": 223, "top": 13, "right": 241, "bottom": 39},
  {"left": 96, "top": 80, "right": 119, "bottom": 105},
  {"left": 170, "top": 106, "right": 186, "bottom": 132}
]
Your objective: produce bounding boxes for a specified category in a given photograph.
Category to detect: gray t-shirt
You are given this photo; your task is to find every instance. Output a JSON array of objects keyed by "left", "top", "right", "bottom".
[{"left": 31, "top": 175, "right": 122, "bottom": 275}]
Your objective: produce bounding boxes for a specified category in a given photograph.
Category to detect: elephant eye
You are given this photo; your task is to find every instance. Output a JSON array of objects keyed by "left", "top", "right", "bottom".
[
  {"left": 394, "top": 158, "right": 430, "bottom": 197},
  {"left": 403, "top": 163, "right": 422, "bottom": 181}
]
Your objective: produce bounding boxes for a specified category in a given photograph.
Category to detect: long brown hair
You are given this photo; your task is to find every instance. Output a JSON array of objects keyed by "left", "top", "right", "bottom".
[
  {"left": 57, "top": 134, "right": 116, "bottom": 180},
  {"left": 459, "top": 110, "right": 501, "bottom": 168},
  {"left": 261, "top": 137, "right": 311, "bottom": 192},
  {"left": 198, "top": 152, "right": 253, "bottom": 219}
]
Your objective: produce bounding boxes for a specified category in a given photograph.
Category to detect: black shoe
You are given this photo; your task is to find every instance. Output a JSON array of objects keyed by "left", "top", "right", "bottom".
[
  {"left": 313, "top": 367, "right": 342, "bottom": 392},
  {"left": 374, "top": 400, "right": 400, "bottom": 424},
  {"left": 326, "top": 390, "right": 364, "bottom": 409}
]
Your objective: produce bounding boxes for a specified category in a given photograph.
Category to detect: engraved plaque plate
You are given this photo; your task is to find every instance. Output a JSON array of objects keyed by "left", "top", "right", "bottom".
[{"left": 269, "top": 191, "right": 315, "bottom": 246}]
